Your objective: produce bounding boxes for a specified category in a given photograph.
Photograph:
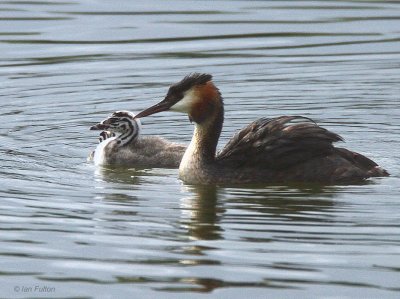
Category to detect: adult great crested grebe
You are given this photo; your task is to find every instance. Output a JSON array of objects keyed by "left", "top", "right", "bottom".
[
  {"left": 88, "top": 110, "right": 186, "bottom": 168},
  {"left": 134, "top": 73, "right": 389, "bottom": 185}
]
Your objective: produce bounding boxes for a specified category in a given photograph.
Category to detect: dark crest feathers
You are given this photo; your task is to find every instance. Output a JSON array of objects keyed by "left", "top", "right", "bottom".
[{"left": 169, "top": 73, "right": 212, "bottom": 95}]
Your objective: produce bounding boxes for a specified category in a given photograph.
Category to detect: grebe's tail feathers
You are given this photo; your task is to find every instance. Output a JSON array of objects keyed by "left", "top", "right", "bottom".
[{"left": 335, "top": 148, "right": 389, "bottom": 177}]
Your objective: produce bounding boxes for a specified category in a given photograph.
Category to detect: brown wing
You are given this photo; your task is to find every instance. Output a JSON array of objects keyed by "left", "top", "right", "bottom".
[{"left": 216, "top": 116, "right": 343, "bottom": 169}]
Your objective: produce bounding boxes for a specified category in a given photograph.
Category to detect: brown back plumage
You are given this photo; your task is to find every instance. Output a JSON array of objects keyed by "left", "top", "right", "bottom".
[{"left": 217, "top": 116, "right": 342, "bottom": 169}]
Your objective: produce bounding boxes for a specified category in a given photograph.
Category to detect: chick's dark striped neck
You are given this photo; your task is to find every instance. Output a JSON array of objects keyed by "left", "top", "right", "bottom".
[{"left": 116, "top": 118, "right": 139, "bottom": 147}]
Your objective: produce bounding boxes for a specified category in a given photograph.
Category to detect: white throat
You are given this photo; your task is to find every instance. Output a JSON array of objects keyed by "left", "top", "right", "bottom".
[
  {"left": 170, "top": 89, "right": 197, "bottom": 113},
  {"left": 178, "top": 123, "right": 205, "bottom": 180},
  {"left": 93, "top": 136, "right": 117, "bottom": 166}
]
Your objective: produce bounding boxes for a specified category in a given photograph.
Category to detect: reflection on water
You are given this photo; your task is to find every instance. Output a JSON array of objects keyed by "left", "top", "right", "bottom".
[
  {"left": 180, "top": 185, "right": 224, "bottom": 241},
  {"left": 1, "top": 0, "right": 400, "bottom": 298}
]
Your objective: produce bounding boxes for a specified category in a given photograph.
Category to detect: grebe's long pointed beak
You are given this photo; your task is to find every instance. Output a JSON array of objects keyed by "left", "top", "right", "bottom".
[{"left": 134, "top": 99, "right": 172, "bottom": 119}]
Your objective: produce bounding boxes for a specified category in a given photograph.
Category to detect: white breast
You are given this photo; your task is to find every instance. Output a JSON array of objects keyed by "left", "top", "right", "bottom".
[{"left": 93, "top": 137, "right": 116, "bottom": 166}]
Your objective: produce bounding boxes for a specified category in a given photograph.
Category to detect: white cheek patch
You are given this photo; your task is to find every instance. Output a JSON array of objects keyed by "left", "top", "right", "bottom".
[{"left": 170, "top": 89, "right": 197, "bottom": 113}]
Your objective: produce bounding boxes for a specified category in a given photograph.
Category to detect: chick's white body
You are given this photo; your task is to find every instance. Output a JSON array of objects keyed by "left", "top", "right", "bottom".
[{"left": 93, "top": 136, "right": 118, "bottom": 166}]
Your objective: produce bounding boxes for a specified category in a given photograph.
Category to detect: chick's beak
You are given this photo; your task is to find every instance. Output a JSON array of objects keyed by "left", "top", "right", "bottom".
[
  {"left": 90, "top": 116, "right": 114, "bottom": 130},
  {"left": 90, "top": 123, "right": 109, "bottom": 130},
  {"left": 134, "top": 98, "right": 172, "bottom": 119}
]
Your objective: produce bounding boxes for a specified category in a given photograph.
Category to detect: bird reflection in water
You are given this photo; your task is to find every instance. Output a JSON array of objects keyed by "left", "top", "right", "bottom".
[
  {"left": 179, "top": 185, "right": 224, "bottom": 241},
  {"left": 169, "top": 184, "right": 340, "bottom": 293}
]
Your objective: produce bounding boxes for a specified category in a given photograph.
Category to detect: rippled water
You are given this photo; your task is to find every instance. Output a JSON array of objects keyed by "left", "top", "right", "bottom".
[{"left": 1, "top": 1, "right": 400, "bottom": 298}]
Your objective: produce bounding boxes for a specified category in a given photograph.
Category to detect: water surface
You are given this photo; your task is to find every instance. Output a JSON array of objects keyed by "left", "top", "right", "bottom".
[{"left": 1, "top": 1, "right": 399, "bottom": 298}]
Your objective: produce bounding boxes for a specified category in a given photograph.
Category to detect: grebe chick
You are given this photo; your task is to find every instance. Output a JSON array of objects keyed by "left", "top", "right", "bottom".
[
  {"left": 87, "top": 130, "right": 115, "bottom": 162},
  {"left": 134, "top": 73, "right": 389, "bottom": 185},
  {"left": 89, "top": 110, "right": 186, "bottom": 168}
]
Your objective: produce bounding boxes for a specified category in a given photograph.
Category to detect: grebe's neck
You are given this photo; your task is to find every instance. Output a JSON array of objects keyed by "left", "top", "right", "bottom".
[
  {"left": 180, "top": 94, "right": 224, "bottom": 182},
  {"left": 116, "top": 119, "right": 140, "bottom": 147},
  {"left": 191, "top": 105, "right": 224, "bottom": 162}
]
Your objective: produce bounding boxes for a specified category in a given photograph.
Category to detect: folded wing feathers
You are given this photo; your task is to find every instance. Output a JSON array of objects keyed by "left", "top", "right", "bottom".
[{"left": 217, "top": 116, "right": 343, "bottom": 168}]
